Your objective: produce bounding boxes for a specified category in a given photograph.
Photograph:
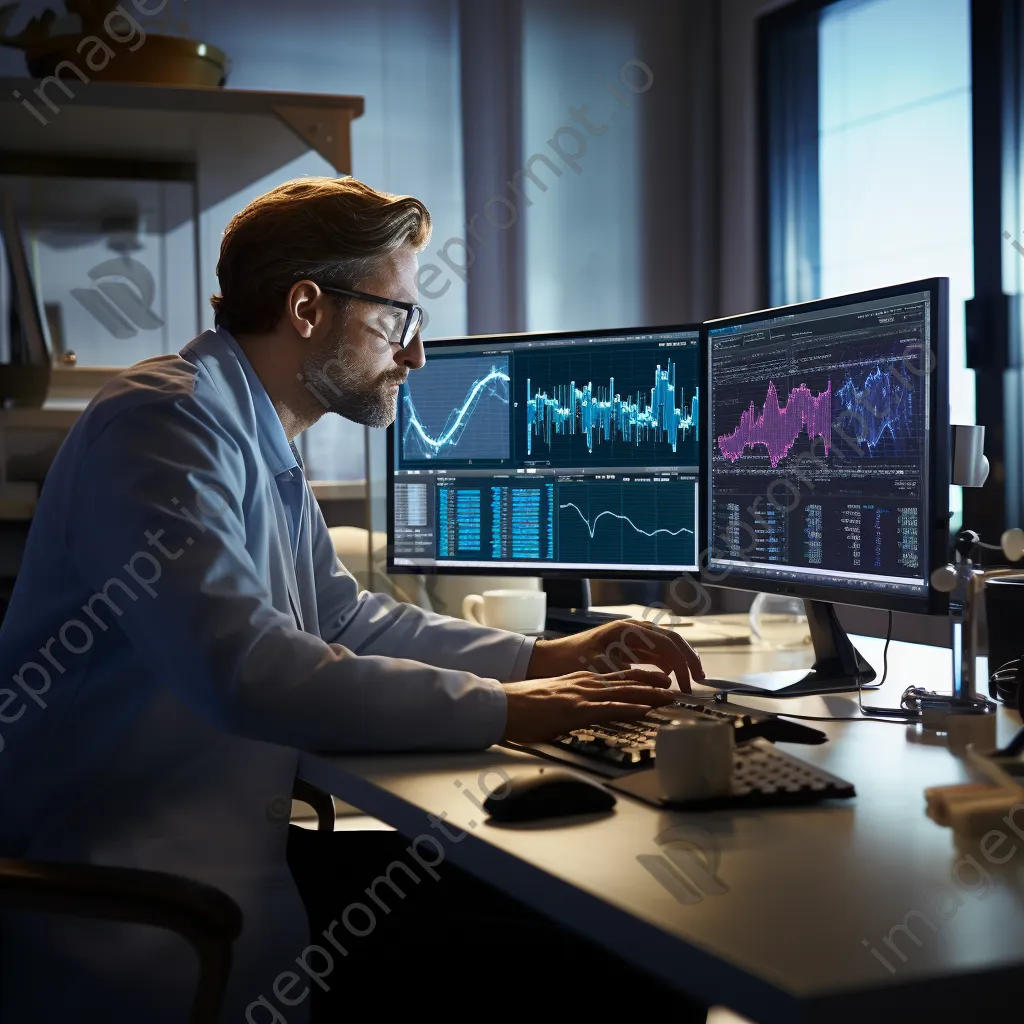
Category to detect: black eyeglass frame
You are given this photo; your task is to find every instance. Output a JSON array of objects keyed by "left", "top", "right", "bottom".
[{"left": 317, "top": 284, "right": 424, "bottom": 349}]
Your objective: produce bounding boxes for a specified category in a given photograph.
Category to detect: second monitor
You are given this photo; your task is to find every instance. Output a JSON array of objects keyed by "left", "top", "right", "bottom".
[
  {"left": 703, "top": 278, "right": 950, "bottom": 696},
  {"left": 388, "top": 324, "right": 702, "bottom": 590}
]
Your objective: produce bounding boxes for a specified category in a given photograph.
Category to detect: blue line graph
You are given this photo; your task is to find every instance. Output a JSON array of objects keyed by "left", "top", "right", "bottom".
[
  {"left": 400, "top": 354, "right": 511, "bottom": 462},
  {"left": 559, "top": 503, "right": 695, "bottom": 539},
  {"left": 834, "top": 361, "right": 919, "bottom": 458},
  {"left": 526, "top": 359, "right": 699, "bottom": 456}
]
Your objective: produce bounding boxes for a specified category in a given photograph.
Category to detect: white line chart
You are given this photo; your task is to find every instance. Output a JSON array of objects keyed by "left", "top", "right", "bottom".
[{"left": 558, "top": 502, "right": 695, "bottom": 539}]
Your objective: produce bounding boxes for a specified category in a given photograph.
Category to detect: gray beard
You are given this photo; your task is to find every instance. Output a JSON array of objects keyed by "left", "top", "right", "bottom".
[{"left": 301, "top": 342, "right": 404, "bottom": 428}]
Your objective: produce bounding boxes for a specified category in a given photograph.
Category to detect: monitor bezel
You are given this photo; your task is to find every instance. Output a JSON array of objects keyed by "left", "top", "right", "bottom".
[
  {"left": 385, "top": 322, "right": 704, "bottom": 580},
  {"left": 699, "top": 277, "right": 951, "bottom": 616}
]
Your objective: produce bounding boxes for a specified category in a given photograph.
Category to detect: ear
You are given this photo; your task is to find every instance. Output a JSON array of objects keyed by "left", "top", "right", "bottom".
[{"left": 286, "top": 280, "right": 327, "bottom": 339}]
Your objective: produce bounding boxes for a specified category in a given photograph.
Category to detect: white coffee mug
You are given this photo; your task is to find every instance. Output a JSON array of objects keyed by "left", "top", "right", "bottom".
[
  {"left": 462, "top": 589, "right": 547, "bottom": 632},
  {"left": 656, "top": 716, "right": 734, "bottom": 803}
]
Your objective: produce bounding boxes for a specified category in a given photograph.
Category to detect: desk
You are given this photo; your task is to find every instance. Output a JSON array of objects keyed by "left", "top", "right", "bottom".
[{"left": 298, "top": 636, "right": 1024, "bottom": 1023}]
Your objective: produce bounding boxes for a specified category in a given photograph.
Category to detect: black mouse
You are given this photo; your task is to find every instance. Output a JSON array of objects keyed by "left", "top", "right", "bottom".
[{"left": 483, "top": 768, "right": 616, "bottom": 822}]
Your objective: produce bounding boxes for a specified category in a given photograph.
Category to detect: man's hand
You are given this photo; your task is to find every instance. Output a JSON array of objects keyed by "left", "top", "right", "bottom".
[
  {"left": 502, "top": 669, "right": 677, "bottom": 743},
  {"left": 525, "top": 618, "right": 705, "bottom": 693}
]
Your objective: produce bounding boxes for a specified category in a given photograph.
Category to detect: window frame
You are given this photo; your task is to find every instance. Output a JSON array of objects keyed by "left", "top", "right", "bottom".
[{"left": 758, "top": 0, "right": 1020, "bottom": 546}]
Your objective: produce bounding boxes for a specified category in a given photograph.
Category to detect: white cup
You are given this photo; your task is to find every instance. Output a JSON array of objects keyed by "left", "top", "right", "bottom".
[
  {"left": 656, "top": 716, "right": 735, "bottom": 803},
  {"left": 462, "top": 589, "right": 547, "bottom": 632}
]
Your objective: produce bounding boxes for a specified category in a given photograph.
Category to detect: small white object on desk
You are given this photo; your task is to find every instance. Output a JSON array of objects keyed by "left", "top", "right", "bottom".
[
  {"left": 462, "top": 589, "right": 547, "bottom": 632},
  {"left": 942, "top": 709, "right": 999, "bottom": 754},
  {"left": 926, "top": 744, "right": 1024, "bottom": 839},
  {"left": 655, "top": 715, "right": 734, "bottom": 802}
]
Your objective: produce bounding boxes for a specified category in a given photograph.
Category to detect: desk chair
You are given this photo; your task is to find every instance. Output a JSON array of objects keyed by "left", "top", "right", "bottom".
[
  {"left": 0, "top": 857, "right": 242, "bottom": 1024},
  {"left": 292, "top": 776, "right": 336, "bottom": 831},
  {"left": 0, "top": 780, "right": 334, "bottom": 1023}
]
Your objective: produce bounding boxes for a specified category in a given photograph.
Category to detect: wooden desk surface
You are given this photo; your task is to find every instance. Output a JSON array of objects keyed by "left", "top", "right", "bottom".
[{"left": 299, "top": 636, "right": 1024, "bottom": 1024}]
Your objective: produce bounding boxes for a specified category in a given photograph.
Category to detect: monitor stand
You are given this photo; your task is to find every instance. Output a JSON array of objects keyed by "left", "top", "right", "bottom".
[
  {"left": 715, "top": 600, "right": 878, "bottom": 698},
  {"left": 542, "top": 579, "right": 628, "bottom": 634}
]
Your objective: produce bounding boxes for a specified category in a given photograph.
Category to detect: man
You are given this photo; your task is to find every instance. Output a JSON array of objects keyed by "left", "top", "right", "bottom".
[{"left": 0, "top": 177, "right": 706, "bottom": 1021}]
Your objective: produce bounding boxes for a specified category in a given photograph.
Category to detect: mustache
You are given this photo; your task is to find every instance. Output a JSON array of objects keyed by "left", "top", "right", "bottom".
[{"left": 384, "top": 371, "right": 409, "bottom": 387}]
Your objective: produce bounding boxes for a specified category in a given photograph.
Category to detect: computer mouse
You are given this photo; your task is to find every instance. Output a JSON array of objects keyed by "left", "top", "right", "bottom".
[{"left": 483, "top": 767, "right": 616, "bottom": 823}]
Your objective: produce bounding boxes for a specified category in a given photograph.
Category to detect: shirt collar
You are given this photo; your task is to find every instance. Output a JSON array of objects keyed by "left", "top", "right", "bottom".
[{"left": 215, "top": 327, "right": 300, "bottom": 477}]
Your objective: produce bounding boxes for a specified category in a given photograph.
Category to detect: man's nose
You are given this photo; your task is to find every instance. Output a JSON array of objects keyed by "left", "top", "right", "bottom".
[{"left": 396, "top": 331, "right": 426, "bottom": 371}]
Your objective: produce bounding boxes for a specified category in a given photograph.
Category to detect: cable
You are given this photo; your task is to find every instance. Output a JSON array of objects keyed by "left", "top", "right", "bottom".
[
  {"left": 848, "top": 610, "right": 918, "bottom": 722},
  {"left": 879, "top": 608, "right": 893, "bottom": 686},
  {"left": 718, "top": 611, "right": 917, "bottom": 724}
]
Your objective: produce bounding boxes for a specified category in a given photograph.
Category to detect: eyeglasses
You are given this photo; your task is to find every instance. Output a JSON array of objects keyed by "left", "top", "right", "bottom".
[{"left": 318, "top": 285, "right": 424, "bottom": 349}]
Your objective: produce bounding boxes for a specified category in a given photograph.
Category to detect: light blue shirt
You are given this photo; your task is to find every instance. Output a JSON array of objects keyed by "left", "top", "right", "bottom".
[{"left": 0, "top": 327, "right": 534, "bottom": 1022}]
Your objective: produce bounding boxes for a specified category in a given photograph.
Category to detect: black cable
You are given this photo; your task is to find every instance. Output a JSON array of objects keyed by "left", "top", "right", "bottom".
[
  {"left": 849, "top": 610, "right": 916, "bottom": 722},
  {"left": 880, "top": 608, "right": 893, "bottom": 686},
  {"left": 720, "top": 612, "right": 917, "bottom": 724}
]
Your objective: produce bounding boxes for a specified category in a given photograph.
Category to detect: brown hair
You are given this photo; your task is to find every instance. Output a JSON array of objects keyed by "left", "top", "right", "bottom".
[{"left": 211, "top": 176, "right": 431, "bottom": 335}]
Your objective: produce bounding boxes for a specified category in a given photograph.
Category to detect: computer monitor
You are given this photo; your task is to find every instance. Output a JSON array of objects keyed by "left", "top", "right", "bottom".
[
  {"left": 703, "top": 279, "right": 950, "bottom": 697},
  {"left": 387, "top": 323, "right": 702, "bottom": 625}
]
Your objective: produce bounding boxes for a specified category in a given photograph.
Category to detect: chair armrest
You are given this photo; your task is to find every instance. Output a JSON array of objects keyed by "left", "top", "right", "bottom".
[
  {"left": 0, "top": 857, "right": 242, "bottom": 1023},
  {"left": 292, "top": 778, "right": 335, "bottom": 832}
]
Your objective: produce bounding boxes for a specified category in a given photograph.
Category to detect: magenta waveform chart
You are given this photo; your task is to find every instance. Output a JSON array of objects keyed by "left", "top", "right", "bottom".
[
  {"left": 716, "top": 380, "right": 832, "bottom": 469},
  {"left": 525, "top": 360, "right": 698, "bottom": 459}
]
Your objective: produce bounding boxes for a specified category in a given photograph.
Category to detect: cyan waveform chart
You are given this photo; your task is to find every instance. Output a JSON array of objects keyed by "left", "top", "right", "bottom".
[
  {"left": 556, "top": 480, "right": 697, "bottom": 567},
  {"left": 834, "top": 363, "right": 919, "bottom": 458},
  {"left": 517, "top": 344, "right": 700, "bottom": 467},
  {"left": 716, "top": 380, "right": 832, "bottom": 469},
  {"left": 527, "top": 362, "right": 698, "bottom": 456},
  {"left": 400, "top": 354, "right": 510, "bottom": 463}
]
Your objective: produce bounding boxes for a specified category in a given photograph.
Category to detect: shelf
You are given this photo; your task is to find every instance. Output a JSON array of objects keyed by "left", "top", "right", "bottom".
[
  {"left": 0, "top": 406, "right": 82, "bottom": 429},
  {"left": 0, "top": 78, "right": 365, "bottom": 205}
]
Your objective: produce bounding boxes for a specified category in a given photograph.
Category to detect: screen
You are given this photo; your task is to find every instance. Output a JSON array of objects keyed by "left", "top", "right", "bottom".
[
  {"left": 707, "top": 290, "right": 935, "bottom": 600},
  {"left": 391, "top": 328, "right": 701, "bottom": 574}
]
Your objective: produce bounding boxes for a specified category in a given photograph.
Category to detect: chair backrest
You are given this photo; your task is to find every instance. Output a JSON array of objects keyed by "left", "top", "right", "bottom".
[{"left": 0, "top": 857, "right": 242, "bottom": 1023}]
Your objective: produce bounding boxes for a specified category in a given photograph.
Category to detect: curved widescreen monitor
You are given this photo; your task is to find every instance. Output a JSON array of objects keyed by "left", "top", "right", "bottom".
[
  {"left": 387, "top": 324, "right": 702, "bottom": 578},
  {"left": 702, "top": 279, "right": 950, "bottom": 615}
]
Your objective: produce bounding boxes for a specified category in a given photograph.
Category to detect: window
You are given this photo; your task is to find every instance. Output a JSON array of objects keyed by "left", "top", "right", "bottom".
[
  {"left": 764, "top": 0, "right": 974, "bottom": 529},
  {"left": 818, "top": 0, "right": 974, "bottom": 428}
]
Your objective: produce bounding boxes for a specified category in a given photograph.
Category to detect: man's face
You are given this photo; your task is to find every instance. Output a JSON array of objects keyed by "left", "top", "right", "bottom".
[{"left": 302, "top": 246, "right": 424, "bottom": 427}]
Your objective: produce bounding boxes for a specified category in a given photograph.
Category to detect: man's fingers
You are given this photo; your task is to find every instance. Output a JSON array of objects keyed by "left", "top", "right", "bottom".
[
  {"left": 585, "top": 667, "right": 672, "bottom": 688},
  {"left": 581, "top": 684, "right": 676, "bottom": 707},
  {"left": 618, "top": 619, "right": 705, "bottom": 688},
  {"left": 581, "top": 702, "right": 661, "bottom": 723}
]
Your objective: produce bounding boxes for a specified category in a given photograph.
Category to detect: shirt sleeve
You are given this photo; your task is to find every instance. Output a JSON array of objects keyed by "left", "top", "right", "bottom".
[
  {"left": 309, "top": 497, "right": 537, "bottom": 682},
  {"left": 64, "top": 398, "right": 509, "bottom": 753}
]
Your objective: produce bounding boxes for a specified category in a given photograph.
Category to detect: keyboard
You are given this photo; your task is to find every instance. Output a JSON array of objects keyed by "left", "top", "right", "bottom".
[
  {"left": 507, "top": 699, "right": 856, "bottom": 810},
  {"left": 606, "top": 739, "right": 857, "bottom": 811},
  {"left": 514, "top": 698, "right": 828, "bottom": 777}
]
